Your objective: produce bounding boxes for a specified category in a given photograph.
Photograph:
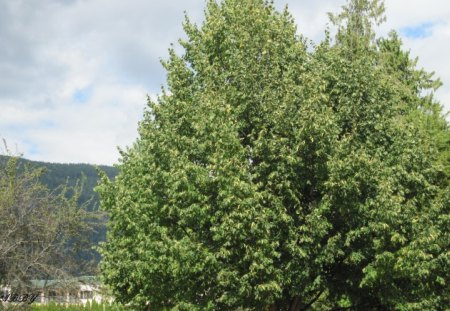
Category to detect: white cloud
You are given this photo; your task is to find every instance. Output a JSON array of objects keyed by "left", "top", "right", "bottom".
[
  {"left": 1, "top": 0, "right": 449, "bottom": 165},
  {"left": 23, "top": 86, "right": 146, "bottom": 164}
]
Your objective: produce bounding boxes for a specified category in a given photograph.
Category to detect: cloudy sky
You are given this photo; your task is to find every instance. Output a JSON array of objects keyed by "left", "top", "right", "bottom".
[{"left": 1, "top": 0, "right": 449, "bottom": 165}]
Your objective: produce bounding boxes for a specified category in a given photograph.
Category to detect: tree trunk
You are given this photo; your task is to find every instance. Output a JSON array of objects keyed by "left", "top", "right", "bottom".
[{"left": 289, "top": 296, "right": 301, "bottom": 311}]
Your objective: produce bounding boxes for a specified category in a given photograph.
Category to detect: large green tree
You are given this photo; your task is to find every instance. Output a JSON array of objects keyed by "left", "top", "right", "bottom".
[{"left": 98, "top": 0, "right": 449, "bottom": 309}]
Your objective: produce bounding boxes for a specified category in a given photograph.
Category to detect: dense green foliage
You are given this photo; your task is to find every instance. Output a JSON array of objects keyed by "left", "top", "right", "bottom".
[
  {"left": 377, "top": 32, "right": 450, "bottom": 186},
  {"left": 98, "top": 0, "right": 449, "bottom": 310}
]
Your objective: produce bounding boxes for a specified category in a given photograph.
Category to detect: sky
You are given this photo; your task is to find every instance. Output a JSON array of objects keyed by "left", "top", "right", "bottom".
[{"left": 1, "top": 0, "right": 449, "bottom": 166}]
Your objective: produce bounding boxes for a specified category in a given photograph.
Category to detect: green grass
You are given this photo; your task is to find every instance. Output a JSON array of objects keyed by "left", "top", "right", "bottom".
[{"left": 29, "top": 301, "right": 126, "bottom": 310}]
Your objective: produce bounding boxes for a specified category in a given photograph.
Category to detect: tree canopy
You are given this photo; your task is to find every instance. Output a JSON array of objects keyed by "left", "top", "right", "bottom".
[{"left": 98, "top": 0, "right": 450, "bottom": 310}]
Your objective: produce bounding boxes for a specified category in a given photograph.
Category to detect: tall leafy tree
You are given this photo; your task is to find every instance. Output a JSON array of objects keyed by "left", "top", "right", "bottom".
[{"left": 98, "top": 0, "right": 449, "bottom": 309}]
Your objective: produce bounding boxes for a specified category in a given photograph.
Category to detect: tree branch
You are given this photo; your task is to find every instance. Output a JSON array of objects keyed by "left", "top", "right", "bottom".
[{"left": 300, "top": 290, "right": 325, "bottom": 311}]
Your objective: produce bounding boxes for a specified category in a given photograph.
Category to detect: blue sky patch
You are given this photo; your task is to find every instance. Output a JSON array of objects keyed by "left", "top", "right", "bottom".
[
  {"left": 401, "top": 22, "right": 435, "bottom": 39},
  {"left": 22, "top": 139, "right": 40, "bottom": 157},
  {"left": 39, "top": 120, "right": 57, "bottom": 129},
  {"left": 73, "top": 86, "right": 93, "bottom": 104}
]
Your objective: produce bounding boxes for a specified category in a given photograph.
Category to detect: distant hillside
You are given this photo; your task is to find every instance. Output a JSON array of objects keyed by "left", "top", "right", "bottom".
[
  {"left": 0, "top": 155, "right": 118, "bottom": 267},
  {"left": 39, "top": 160, "right": 118, "bottom": 211},
  {"left": 0, "top": 155, "right": 118, "bottom": 211}
]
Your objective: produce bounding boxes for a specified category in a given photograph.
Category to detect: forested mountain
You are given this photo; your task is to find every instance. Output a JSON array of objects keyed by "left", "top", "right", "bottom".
[
  {"left": 0, "top": 155, "right": 118, "bottom": 211},
  {"left": 0, "top": 155, "right": 117, "bottom": 269}
]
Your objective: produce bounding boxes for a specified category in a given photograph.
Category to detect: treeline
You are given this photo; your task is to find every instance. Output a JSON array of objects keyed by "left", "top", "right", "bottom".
[{"left": 0, "top": 155, "right": 118, "bottom": 211}]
